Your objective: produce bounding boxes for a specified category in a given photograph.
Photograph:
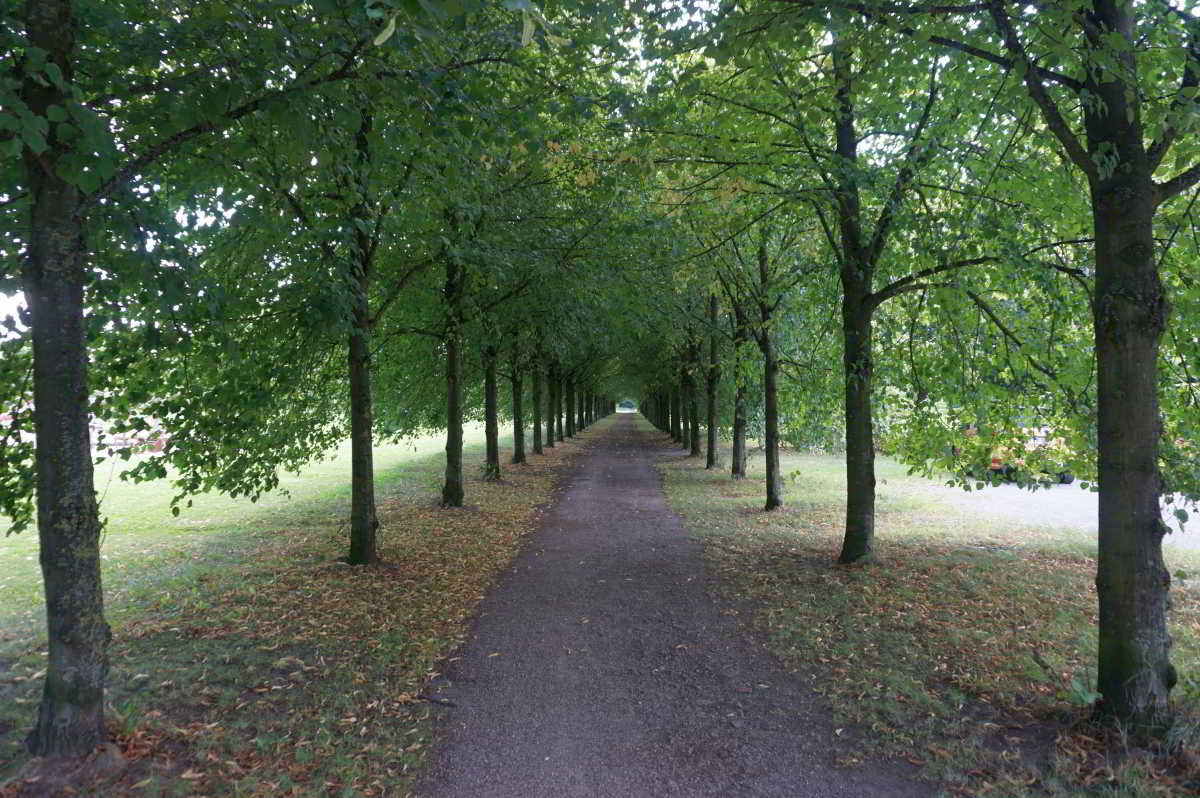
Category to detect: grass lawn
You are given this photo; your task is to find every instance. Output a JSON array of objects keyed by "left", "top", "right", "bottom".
[
  {"left": 0, "top": 421, "right": 595, "bottom": 796},
  {"left": 656, "top": 419, "right": 1200, "bottom": 797}
]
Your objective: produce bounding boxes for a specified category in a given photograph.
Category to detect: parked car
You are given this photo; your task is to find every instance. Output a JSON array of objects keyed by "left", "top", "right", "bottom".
[{"left": 959, "top": 425, "right": 1074, "bottom": 485}]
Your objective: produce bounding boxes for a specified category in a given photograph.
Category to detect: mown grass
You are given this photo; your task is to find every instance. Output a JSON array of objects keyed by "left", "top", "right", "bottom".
[
  {"left": 656, "top": 419, "right": 1200, "bottom": 797},
  {"left": 0, "top": 421, "right": 598, "bottom": 797}
]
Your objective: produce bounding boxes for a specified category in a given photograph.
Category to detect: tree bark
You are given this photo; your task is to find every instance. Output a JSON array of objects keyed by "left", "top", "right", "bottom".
[
  {"left": 555, "top": 372, "right": 565, "bottom": 442},
  {"left": 731, "top": 304, "right": 748, "bottom": 480},
  {"left": 23, "top": 0, "right": 111, "bottom": 758},
  {"left": 565, "top": 378, "right": 576, "bottom": 437},
  {"left": 670, "top": 389, "right": 682, "bottom": 442},
  {"left": 531, "top": 367, "right": 543, "bottom": 455},
  {"left": 1092, "top": 188, "right": 1172, "bottom": 731},
  {"left": 706, "top": 293, "right": 720, "bottom": 469},
  {"left": 441, "top": 257, "right": 465, "bottom": 507},
  {"left": 510, "top": 353, "right": 525, "bottom": 465},
  {"left": 689, "top": 350, "right": 702, "bottom": 458},
  {"left": 1083, "top": 5, "right": 1173, "bottom": 728},
  {"left": 545, "top": 364, "right": 556, "bottom": 448},
  {"left": 761, "top": 337, "right": 782, "bottom": 510},
  {"left": 838, "top": 294, "right": 876, "bottom": 563},
  {"left": 731, "top": 381, "right": 747, "bottom": 479},
  {"left": 346, "top": 257, "right": 378, "bottom": 565},
  {"left": 680, "top": 373, "right": 691, "bottom": 451},
  {"left": 483, "top": 343, "right": 500, "bottom": 480},
  {"left": 832, "top": 44, "right": 877, "bottom": 564},
  {"left": 346, "top": 110, "right": 379, "bottom": 566},
  {"left": 758, "top": 241, "right": 783, "bottom": 511}
]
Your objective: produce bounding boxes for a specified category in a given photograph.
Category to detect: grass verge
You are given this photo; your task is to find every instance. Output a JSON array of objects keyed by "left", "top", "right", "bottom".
[
  {"left": 1, "top": 421, "right": 602, "bottom": 797},
  {"left": 656, "top": 423, "right": 1200, "bottom": 797}
]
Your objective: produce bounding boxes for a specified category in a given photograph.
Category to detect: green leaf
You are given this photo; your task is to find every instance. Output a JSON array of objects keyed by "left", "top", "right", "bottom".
[
  {"left": 521, "top": 10, "right": 535, "bottom": 47},
  {"left": 373, "top": 14, "right": 398, "bottom": 46}
]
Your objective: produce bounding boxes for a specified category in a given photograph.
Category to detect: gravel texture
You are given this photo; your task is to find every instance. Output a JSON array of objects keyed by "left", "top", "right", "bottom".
[{"left": 420, "top": 414, "right": 930, "bottom": 798}]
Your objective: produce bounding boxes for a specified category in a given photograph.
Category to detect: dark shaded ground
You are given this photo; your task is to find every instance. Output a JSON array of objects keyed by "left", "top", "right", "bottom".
[{"left": 420, "top": 415, "right": 931, "bottom": 797}]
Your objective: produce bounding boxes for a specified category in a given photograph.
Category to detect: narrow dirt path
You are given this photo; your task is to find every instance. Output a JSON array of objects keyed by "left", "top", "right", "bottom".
[{"left": 420, "top": 414, "right": 929, "bottom": 797}]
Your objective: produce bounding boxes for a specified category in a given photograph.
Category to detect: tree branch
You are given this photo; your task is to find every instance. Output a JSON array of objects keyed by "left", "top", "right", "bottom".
[
  {"left": 1155, "top": 161, "right": 1200, "bottom": 207},
  {"left": 1147, "top": 13, "right": 1200, "bottom": 171},
  {"left": 870, "top": 256, "right": 994, "bottom": 308},
  {"left": 85, "top": 42, "right": 365, "bottom": 208},
  {"left": 987, "top": 1, "right": 1096, "bottom": 181},
  {"left": 866, "top": 62, "right": 940, "bottom": 266}
]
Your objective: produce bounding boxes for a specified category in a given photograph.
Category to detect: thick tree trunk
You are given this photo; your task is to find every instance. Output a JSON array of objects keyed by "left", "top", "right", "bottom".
[
  {"left": 23, "top": 0, "right": 111, "bottom": 758},
  {"left": 346, "top": 263, "right": 379, "bottom": 565},
  {"left": 838, "top": 291, "right": 876, "bottom": 564},
  {"left": 1086, "top": 75, "right": 1173, "bottom": 729},
  {"left": 442, "top": 259, "right": 465, "bottom": 507},
  {"left": 510, "top": 358, "right": 525, "bottom": 465},
  {"left": 831, "top": 39, "right": 876, "bottom": 564},
  {"left": 483, "top": 344, "right": 500, "bottom": 480},
  {"left": 531, "top": 368, "right": 543, "bottom": 455},
  {"left": 706, "top": 294, "right": 720, "bottom": 469}
]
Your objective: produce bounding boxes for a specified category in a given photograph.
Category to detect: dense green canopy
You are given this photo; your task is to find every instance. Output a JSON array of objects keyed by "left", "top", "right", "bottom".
[{"left": 5, "top": 0, "right": 1200, "bottom": 757}]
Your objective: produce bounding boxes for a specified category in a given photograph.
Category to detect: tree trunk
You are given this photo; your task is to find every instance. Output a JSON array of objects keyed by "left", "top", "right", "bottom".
[
  {"left": 565, "top": 378, "right": 576, "bottom": 437},
  {"left": 1092, "top": 190, "right": 1173, "bottom": 731},
  {"left": 347, "top": 261, "right": 379, "bottom": 565},
  {"left": 680, "top": 375, "right": 691, "bottom": 451},
  {"left": 706, "top": 293, "right": 720, "bottom": 469},
  {"left": 510, "top": 356, "right": 525, "bottom": 465},
  {"left": 555, "top": 373, "right": 565, "bottom": 442},
  {"left": 531, "top": 368, "right": 543, "bottom": 455},
  {"left": 731, "top": 305, "right": 748, "bottom": 480},
  {"left": 23, "top": 0, "right": 111, "bottom": 758},
  {"left": 483, "top": 343, "right": 500, "bottom": 480},
  {"left": 831, "top": 38, "right": 876, "bottom": 563},
  {"left": 838, "top": 293, "right": 876, "bottom": 563},
  {"left": 761, "top": 337, "right": 782, "bottom": 511},
  {"left": 442, "top": 258, "right": 465, "bottom": 507},
  {"left": 545, "top": 365, "right": 556, "bottom": 448},
  {"left": 670, "top": 389, "right": 682, "bottom": 442},
  {"left": 731, "top": 380, "right": 747, "bottom": 480},
  {"left": 689, "top": 359, "right": 702, "bottom": 458},
  {"left": 759, "top": 243, "right": 782, "bottom": 511},
  {"left": 1085, "top": 40, "right": 1173, "bottom": 728}
]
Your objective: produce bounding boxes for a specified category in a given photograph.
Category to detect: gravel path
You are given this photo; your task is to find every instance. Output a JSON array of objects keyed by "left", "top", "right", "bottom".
[{"left": 420, "top": 414, "right": 929, "bottom": 798}]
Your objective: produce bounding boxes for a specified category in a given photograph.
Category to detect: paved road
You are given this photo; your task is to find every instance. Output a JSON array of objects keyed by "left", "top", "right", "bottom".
[
  {"left": 905, "top": 479, "right": 1200, "bottom": 552},
  {"left": 420, "top": 414, "right": 928, "bottom": 798}
]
